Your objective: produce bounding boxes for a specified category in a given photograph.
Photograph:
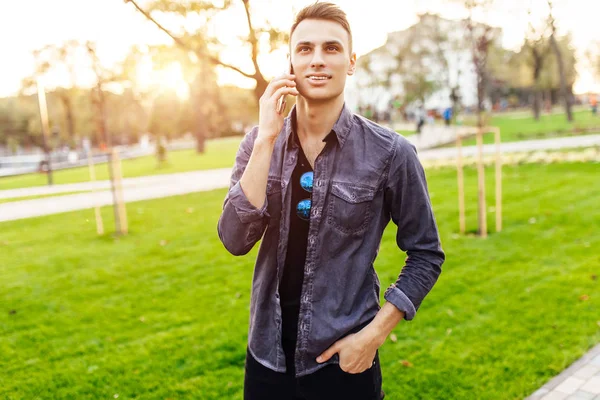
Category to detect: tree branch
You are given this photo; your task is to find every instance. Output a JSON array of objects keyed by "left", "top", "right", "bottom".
[
  {"left": 124, "top": 0, "right": 256, "bottom": 80},
  {"left": 241, "top": 0, "right": 262, "bottom": 77}
]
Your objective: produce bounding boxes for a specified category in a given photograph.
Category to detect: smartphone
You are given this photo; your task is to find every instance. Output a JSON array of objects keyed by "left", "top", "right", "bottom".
[{"left": 276, "top": 56, "right": 293, "bottom": 114}]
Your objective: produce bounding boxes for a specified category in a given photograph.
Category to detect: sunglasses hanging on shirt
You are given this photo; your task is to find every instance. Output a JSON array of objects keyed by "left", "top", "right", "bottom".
[{"left": 296, "top": 171, "right": 313, "bottom": 221}]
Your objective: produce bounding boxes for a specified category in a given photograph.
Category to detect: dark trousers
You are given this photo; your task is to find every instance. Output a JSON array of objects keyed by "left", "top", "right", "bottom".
[{"left": 244, "top": 339, "right": 383, "bottom": 400}]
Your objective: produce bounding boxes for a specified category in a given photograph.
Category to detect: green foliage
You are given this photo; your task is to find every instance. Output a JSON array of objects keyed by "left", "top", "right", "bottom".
[
  {"left": 1, "top": 162, "right": 599, "bottom": 399},
  {"left": 148, "top": 91, "right": 183, "bottom": 139},
  {"left": 492, "top": 34, "right": 577, "bottom": 90},
  {"left": 587, "top": 41, "right": 600, "bottom": 80}
]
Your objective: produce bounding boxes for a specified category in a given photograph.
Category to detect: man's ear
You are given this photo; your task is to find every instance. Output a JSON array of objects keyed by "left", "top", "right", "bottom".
[{"left": 347, "top": 52, "right": 357, "bottom": 76}]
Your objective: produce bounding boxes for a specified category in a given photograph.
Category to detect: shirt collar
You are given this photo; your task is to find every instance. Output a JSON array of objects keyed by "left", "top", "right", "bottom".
[{"left": 285, "top": 103, "right": 354, "bottom": 149}]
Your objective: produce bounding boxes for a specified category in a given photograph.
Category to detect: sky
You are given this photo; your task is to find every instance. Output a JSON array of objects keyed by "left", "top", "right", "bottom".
[{"left": 0, "top": 0, "right": 598, "bottom": 97}]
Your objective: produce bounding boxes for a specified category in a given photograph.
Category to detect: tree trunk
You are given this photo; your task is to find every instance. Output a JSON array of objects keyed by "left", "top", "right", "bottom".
[
  {"left": 58, "top": 95, "right": 76, "bottom": 143},
  {"left": 532, "top": 90, "right": 541, "bottom": 121},
  {"left": 194, "top": 106, "right": 206, "bottom": 154},
  {"left": 253, "top": 74, "right": 268, "bottom": 104},
  {"left": 532, "top": 51, "right": 543, "bottom": 121},
  {"left": 196, "top": 130, "right": 205, "bottom": 153},
  {"left": 476, "top": 63, "right": 486, "bottom": 128},
  {"left": 550, "top": 34, "right": 573, "bottom": 122}
]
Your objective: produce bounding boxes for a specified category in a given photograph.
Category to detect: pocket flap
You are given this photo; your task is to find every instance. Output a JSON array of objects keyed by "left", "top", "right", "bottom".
[{"left": 330, "top": 182, "right": 376, "bottom": 203}]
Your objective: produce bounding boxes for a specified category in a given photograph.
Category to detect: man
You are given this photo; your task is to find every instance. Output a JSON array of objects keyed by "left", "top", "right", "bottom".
[
  {"left": 415, "top": 105, "right": 426, "bottom": 134},
  {"left": 217, "top": 3, "right": 444, "bottom": 399},
  {"left": 443, "top": 106, "right": 453, "bottom": 127}
]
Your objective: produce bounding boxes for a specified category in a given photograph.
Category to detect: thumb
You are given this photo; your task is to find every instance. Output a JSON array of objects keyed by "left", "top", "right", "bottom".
[{"left": 316, "top": 343, "right": 338, "bottom": 363}]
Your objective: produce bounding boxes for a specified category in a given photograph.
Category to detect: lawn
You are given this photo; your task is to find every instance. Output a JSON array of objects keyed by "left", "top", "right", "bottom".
[
  {"left": 0, "top": 137, "right": 242, "bottom": 191},
  {"left": 459, "top": 109, "right": 600, "bottom": 146},
  {"left": 1, "top": 161, "right": 598, "bottom": 399},
  {"left": 396, "top": 129, "right": 415, "bottom": 137}
]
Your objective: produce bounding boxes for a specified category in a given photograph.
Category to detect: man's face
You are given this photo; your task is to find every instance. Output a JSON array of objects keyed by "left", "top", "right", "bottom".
[{"left": 290, "top": 19, "right": 356, "bottom": 103}]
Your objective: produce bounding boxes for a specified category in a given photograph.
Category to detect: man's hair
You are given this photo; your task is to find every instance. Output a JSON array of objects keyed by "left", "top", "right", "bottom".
[{"left": 290, "top": 2, "right": 353, "bottom": 54}]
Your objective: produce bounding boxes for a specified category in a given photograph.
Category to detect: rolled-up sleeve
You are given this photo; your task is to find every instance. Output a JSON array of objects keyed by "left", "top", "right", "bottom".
[
  {"left": 217, "top": 127, "right": 271, "bottom": 256},
  {"left": 383, "top": 135, "right": 445, "bottom": 320}
]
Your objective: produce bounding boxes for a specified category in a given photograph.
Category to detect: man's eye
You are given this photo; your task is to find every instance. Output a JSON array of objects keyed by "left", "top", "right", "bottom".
[
  {"left": 327, "top": 46, "right": 338, "bottom": 51},
  {"left": 300, "top": 47, "right": 310, "bottom": 52}
]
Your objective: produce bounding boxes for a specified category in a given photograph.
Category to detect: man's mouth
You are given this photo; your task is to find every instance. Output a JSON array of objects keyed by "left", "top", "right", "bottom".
[{"left": 307, "top": 75, "right": 331, "bottom": 81}]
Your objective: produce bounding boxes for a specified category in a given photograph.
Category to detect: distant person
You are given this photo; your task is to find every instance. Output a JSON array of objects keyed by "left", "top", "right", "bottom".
[
  {"left": 217, "top": 3, "right": 444, "bottom": 399},
  {"left": 415, "top": 106, "right": 426, "bottom": 134},
  {"left": 590, "top": 94, "right": 598, "bottom": 116},
  {"left": 443, "top": 107, "right": 453, "bottom": 126}
]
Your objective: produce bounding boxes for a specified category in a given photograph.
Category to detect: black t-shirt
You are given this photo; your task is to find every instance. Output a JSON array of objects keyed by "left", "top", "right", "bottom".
[{"left": 280, "top": 134, "right": 313, "bottom": 343}]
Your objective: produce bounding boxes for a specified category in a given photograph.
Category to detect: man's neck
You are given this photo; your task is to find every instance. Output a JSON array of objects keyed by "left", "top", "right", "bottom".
[{"left": 295, "top": 94, "right": 345, "bottom": 143}]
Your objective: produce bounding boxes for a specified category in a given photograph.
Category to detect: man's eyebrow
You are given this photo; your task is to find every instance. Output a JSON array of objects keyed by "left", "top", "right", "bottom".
[
  {"left": 294, "top": 40, "right": 344, "bottom": 48},
  {"left": 323, "top": 40, "right": 344, "bottom": 48}
]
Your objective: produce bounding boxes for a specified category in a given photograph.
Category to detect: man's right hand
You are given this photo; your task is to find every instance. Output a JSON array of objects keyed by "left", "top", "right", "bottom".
[{"left": 257, "top": 73, "right": 298, "bottom": 144}]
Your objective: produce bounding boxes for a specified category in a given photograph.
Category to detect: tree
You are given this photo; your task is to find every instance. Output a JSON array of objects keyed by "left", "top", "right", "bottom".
[
  {"left": 547, "top": 0, "right": 573, "bottom": 121},
  {"left": 428, "top": 14, "right": 465, "bottom": 116},
  {"left": 464, "top": 0, "right": 498, "bottom": 127},
  {"left": 524, "top": 9, "right": 551, "bottom": 120},
  {"left": 86, "top": 42, "right": 111, "bottom": 148},
  {"left": 146, "top": 43, "right": 222, "bottom": 153},
  {"left": 20, "top": 41, "right": 84, "bottom": 146},
  {"left": 148, "top": 90, "right": 182, "bottom": 140},
  {"left": 112, "top": 46, "right": 153, "bottom": 145},
  {"left": 390, "top": 16, "right": 443, "bottom": 106},
  {"left": 124, "top": 0, "right": 289, "bottom": 103},
  {"left": 0, "top": 97, "right": 40, "bottom": 150},
  {"left": 586, "top": 41, "right": 600, "bottom": 81}
]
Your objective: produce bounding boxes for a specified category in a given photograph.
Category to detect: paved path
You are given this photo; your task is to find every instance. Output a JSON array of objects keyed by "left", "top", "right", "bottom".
[
  {"left": 527, "top": 344, "right": 600, "bottom": 400},
  {"left": 0, "top": 168, "right": 232, "bottom": 222},
  {"left": 417, "top": 134, "right": 600, "bottom": 161},
  {"left": 0, "top": 170, "right": 230, "bottom": 200},
  {"left": 1, "top": 134, "right": 599, "bottom": 223}
]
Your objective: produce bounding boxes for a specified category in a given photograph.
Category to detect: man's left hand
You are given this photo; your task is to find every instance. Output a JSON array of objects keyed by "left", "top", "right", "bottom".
[{"left": 316, "top": 328, "right": 381, "bottom": 374}]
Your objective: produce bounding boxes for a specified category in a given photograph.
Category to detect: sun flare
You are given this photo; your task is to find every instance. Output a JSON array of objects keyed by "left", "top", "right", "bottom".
[{"left": 135, "top": 57, "right": 190, "bottom": 100}]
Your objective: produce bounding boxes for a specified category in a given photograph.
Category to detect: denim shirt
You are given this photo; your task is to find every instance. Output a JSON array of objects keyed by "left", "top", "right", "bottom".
[{"left": 217, "top": 104, "right": 445, "bottom": 378}]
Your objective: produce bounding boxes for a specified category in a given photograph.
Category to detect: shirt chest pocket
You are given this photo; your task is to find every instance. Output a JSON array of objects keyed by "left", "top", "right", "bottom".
[{"left": 326, "top": 182, "right": 377, "bottom": 235}]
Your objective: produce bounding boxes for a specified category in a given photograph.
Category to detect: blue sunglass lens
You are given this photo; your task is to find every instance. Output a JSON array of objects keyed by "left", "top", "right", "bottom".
[
  {"left": 300, "top": 172, "right": 313, "bottom": 193},
  {"left": 296, "top": 199, "right": 311, "bottom": 221}
]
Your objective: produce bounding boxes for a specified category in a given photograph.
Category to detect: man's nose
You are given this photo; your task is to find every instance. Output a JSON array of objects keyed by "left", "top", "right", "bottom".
[{"left": 310, "top": 49, "right": 325, "bottom": 68}]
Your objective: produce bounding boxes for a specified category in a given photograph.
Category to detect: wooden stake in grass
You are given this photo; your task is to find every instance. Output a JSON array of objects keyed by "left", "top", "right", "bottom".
[
  {"left": 476, "top": 126, "right": 487, "bottom": 238},
  {"left": 493, "top": 127, "right": 502, "bottom": 232},
  {"left": 456, "top": 127, "right": 466, "bottom": 235},
  {"left": 86, "top": 147, "right": 104, "bottom": 235},
  {"left": 110, "top": 148, "right": 128, "bottom": 235}
]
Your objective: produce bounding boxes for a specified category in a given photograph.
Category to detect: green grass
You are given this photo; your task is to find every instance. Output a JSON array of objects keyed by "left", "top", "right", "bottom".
[
  {"left": 396, "top": 130, "right": 415, "bottom": 137},
  {"left": 459, "top": 109, "right": 600, "bottom": 146},
  {"left": 0, "top": 137, "right": 242, "bottom": 191},
  {"left": 1, "top": 161, "right": 599, "bottom": 399}
]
